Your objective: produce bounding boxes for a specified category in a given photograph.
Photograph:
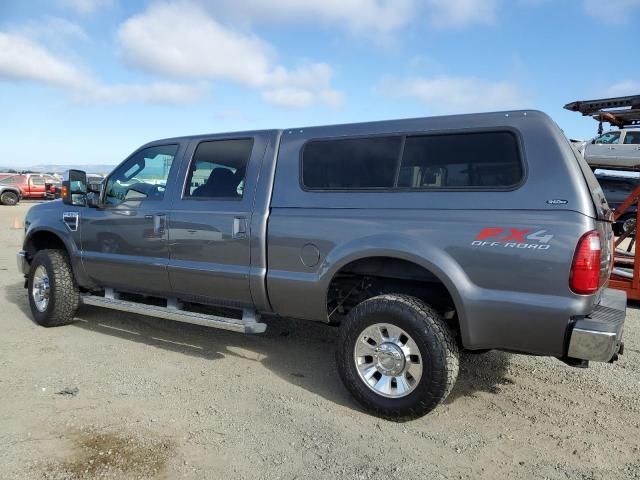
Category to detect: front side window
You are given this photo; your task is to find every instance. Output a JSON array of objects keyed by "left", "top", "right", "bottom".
[
  {"left": 594, "top": 132, "right": 621, "bottom": 144},
  {"left": 30, "top": 176, "right": 45, "bottom": 186},
  {"left": 398, "top": 131, "right": 522, "bottom": 188},
  {"left": 623, "top": 131, "right": 640, "bottom": 145},
  {"left": 104, "top": 144, "right": 178, "bottom": 205},
  {"left": 302, "top": 136, "right": 402, "bottom": 189},
  {"left": 184, "top": 138, "right": 254, "bottom": 199}
]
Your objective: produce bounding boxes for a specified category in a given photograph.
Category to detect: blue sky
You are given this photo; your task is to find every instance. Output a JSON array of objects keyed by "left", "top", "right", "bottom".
[{"left": 1, "top": 0, "right": 639, "bottom": 167}]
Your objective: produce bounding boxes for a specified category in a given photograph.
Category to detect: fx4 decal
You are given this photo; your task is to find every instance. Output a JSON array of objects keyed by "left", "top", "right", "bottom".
[{"left": 472, "top": 227, "right": 553, "bottom": 250}]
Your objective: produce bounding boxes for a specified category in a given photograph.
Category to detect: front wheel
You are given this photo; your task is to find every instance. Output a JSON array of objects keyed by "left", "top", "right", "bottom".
[
  {"left": 336, "top": 294, "right": 459, "bottom": 420},
  {"left": 1, "top": 191, "right": 19, "bottom": 206},
  {"left": 27, "top": 249, "right": 79, "bottom": 327}
]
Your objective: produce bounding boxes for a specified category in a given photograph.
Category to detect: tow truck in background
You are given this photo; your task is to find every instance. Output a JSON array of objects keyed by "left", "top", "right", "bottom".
[{"left": 566, "top": 94, "right": 640, "bottom": 300}]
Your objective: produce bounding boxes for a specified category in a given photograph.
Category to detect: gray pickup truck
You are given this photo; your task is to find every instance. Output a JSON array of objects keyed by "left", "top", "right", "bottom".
[{"left": 17, "top": 110, "right": 626, "bottom": 419}]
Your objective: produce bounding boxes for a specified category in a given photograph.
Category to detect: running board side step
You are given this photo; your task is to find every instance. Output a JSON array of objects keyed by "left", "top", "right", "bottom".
[{"left": 81, "top": 295, "right": 267, "bottom": 334}]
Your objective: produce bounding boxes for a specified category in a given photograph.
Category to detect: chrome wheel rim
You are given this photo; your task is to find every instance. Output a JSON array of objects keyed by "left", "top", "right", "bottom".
[
  {"left": 32, "top": 265, "right": 50, "bottom": 312},
  {"left": 353, "top": 323, "right": 423, "bottom": 398}
]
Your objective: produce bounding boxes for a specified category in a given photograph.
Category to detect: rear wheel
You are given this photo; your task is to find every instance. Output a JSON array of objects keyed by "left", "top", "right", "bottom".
[
  {"left": 1, "top": 191, "right": 19, "bottom": 206},
  {"left": 27, "top": 249, "right": 79, "bottom": 327},
  {"left": 336, "top": 294, "right": 459, "bottom": 420}
]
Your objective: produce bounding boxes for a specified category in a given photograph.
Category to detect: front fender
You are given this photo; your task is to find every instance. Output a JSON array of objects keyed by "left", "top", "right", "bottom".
[
  {"left": 22, "top": 207, "right": 91, "bottom": 287},
  {"left": 1, "top": 187, "right": 21, "bottom": 198}
]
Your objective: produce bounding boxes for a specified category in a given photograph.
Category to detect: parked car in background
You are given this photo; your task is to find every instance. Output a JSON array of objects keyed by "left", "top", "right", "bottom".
[
  {"left": 0, "top": 174, "right": 60, "bottom": 199},
  {"left": 87, "top": 174, "right": 105, "bottom": 186},
  {"left": 595, "top": 172, "right": 639, "bottom": 234},
  {"left": 46, "top": 178, "right": 63, "bottom": 199},
  {"left": 583, "top": 129, "right": 640, "bottom": 170},
  {"left": 0, "top": 181, "right": 21, "bottom": 205}
]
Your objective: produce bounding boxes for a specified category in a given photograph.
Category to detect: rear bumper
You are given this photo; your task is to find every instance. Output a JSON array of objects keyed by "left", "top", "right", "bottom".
[{"left": 567, "top": 288, "right": 626, "bottom": 362}]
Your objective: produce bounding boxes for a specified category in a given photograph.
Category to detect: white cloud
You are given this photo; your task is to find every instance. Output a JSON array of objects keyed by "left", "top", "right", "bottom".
[
  {"left": 584, "top": 0, "right": 640, "bottom": 23},
  {"left": 118, "top": 4, "right": 273, "bottom": 87},
  {"left": 16, "top": 17, "right": 89, "bottom": 43},
  {"left": 117, "top": 2, "right": 343, "bottom": 108},
  {"left": 196, "top": 0, "right": 416, "bottom": 35},
  {"left": 0, "top": 32, "right": 87, "bottom": 90},
  {"left": 380, "top": 75, "right": 530, "bottom": 113},
  {"left": 605, "top": 80, "right": 640, "bottom": 97},
  {"left": 0, "top": 32, "right": 205, "bottom": 105},
  {"left": 261, "top": 88, "right": 345, "bottom": 109},
  {"left": 57, "top": 0, "right": 115, "bottom": 14},
  {"left": 77, "top": 82, "right": 208, "bottom": 105},
  {"left": 425, "top": 0, "right": 498, "bottom": 27}
]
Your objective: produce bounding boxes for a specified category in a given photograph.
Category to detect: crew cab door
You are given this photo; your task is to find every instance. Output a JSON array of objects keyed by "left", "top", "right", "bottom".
[
  {"left": 80, "top": 143, "right": 183, "bottom": 295},
  {"left": 28, "top": 175, "right": 47, "bottom": 198},
  {"left": 165, "top": 135, "right": 268, "bottom": 308},
  {"left": 617, "top": 130, "right": 640, "bottom": 168},
  {"left": 585, "top": 131, "right": 621, "bottom": 166}
]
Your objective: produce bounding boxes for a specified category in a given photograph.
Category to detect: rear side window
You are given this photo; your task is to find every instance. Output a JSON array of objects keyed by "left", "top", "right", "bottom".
[
  {"left": 398, "top": 132, "right": 522, "bottom": 188},
  {"left": 184, "top": 138, "right": 254, "bottom": 199},
  {"left": 624, "top": 131, "right": 640, "bottom": 145},
  {"left": 302, "top": 136, "right": 402, "bottom": 189},
  {"left": 301, "top": 131, "right": 522, "bottom": 190}
]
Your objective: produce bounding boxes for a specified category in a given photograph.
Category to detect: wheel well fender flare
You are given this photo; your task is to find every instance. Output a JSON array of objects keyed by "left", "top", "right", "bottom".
[
  {"left": 22, "top": 225, "right": 90, "bottom": 286},
  {"left": 320, "top": 234, "right": 475, "bottom": 341},
  {"left": 0, "top": 187, "right": 21, "bottom": 197}
]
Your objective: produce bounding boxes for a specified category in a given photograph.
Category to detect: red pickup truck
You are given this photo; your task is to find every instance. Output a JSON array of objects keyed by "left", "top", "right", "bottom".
[{"left": 0, "top": 174, "right": 59, "bottom": 199}]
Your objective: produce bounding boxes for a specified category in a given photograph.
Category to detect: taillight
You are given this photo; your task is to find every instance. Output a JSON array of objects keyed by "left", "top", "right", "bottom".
[{"left": 570, "top": 230, "right": 601, "bottom": 295}]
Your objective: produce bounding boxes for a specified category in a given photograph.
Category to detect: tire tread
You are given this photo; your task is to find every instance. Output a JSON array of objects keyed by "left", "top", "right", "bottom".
[
  {"left": 336, "top": 294, "right": 459, "bottom": 420},
  {"left": 29, "top": 249, "right": 79, "bottom": 327},
  {"left": 1, "top": 191, "right": 19, "bottom": 206}
]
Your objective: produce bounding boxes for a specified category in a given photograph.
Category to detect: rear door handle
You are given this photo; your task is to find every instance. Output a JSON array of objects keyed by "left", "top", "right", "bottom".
[{"left": 233, "top": 217, "right": 247, "bottom": 238}]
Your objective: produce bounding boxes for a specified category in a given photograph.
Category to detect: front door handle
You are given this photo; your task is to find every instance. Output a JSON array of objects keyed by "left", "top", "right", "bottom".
[{"left": 145, "top": 213, "right": 166, "bottom": 236}]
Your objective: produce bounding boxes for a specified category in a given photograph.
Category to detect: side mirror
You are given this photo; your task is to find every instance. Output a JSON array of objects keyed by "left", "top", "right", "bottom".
[{"left": 62, "top": 169, "right": 87, "bottom": 206}]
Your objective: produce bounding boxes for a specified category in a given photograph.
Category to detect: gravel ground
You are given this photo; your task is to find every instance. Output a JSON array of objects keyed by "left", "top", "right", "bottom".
[{"left": 1, "top": 202, "right": 638, "bottom": 480}]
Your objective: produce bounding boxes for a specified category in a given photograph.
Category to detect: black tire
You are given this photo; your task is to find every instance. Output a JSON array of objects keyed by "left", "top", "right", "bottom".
[
  {"left": 336, "top": 294, "right": 459, "bottom": 420},
  {"left": 1, "top": 191, "right": 19, "bottom": 206},
  {"left": 27, "top": 249, "right": 79, "bottom": 327}
]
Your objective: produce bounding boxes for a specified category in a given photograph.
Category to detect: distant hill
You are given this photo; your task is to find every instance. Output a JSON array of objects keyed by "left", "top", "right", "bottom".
[{"left": 0, "top": 164, "right": 116, "bottom": 175}]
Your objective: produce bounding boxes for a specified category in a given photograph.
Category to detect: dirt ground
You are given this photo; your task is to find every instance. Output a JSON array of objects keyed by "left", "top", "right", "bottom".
[{"left": 1, "top": 201, "right": 639, "bottom": 480}]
